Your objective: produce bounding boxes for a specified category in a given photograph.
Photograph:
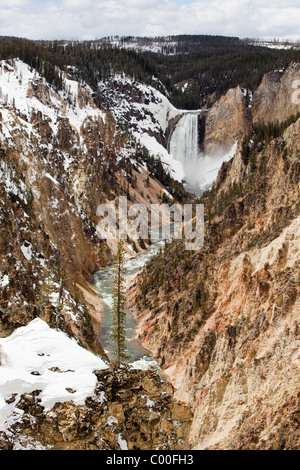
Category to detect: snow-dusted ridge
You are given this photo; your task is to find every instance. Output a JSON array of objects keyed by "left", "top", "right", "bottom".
[
  {"left": 98, "top": 73, "right": 186, "bottom": 182},
  {"left": 0, "top": 60, "right": 236, "bottom": 190},
  {"left": 0, "top": 60, "right": 186, "bottom": 183},
  {"left": 0, "top": 59, "right": 106, "bottom": 146}
]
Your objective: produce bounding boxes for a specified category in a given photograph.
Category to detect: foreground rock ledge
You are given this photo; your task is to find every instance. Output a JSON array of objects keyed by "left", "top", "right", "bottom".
[{"left": 0, "top": 369, "right": 192, "bottom": 451}]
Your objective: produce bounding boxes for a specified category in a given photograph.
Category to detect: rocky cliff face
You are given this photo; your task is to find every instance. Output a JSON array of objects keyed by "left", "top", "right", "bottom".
[
  {"left": 131, "top": 69, "right": 300, "bottom": 449},
  {"left": 199, "top": 63, "right": 300, "bottom": 158},
  {"left": 0, "top": 369, "right": 192, "bottom": 450},
  {"left": 251, "top": 62, "right": 300, "bottom": 124},
  {"left": 97, "top": 75, "right": 180, "bottom": 148},
  {"left": 203, "top": 86, "right": 251, "bottom": 156},
  {"left": 0, "top": 59, "right": 194, "bottom": 450}
]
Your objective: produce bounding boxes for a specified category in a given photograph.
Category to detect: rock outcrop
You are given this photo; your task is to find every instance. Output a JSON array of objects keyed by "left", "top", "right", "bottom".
[
  {"left": 200, "top": 63, "right": 300, "bottom": 157},
  {"left": 251, "top": 62, "right": 300, "bottom": 124},
  {"left": 203, "top": 86, "right": 251, "bottom": 156},
  {"left": 0, "top": 369, "right": 192, "bottom": 450}
]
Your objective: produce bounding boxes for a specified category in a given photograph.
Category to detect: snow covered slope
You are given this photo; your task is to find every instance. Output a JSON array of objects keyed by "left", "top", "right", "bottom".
[
  {"left": 0, "top": 59, "right": 106, "bottom": 151},
  {"left": 0, "top": 319, "right": 108, "bottom": 433},
  {"left": 97, "top": 74, "right": 185, "bottom": 181}
]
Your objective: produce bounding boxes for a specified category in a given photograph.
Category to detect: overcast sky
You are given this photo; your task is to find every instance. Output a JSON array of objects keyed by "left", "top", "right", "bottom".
[{"left": 0, "top": 0, "right": 299, "bottom": 41}]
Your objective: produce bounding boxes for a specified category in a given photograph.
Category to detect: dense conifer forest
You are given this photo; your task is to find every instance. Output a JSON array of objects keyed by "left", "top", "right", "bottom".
[{"left": 0, "top": 35, "right": 299, "bottom": 109}]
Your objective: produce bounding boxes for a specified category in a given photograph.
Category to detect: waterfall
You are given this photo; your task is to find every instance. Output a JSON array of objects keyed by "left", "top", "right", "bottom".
[
  {"left": 169, "top": 112, "right": 203, "bottom": 194},
  {"left": 169, "top": 111, "right": 238, "bottom": 195},
  {"left": 169, "top": 112, "right": 200, "bottom": 167}
]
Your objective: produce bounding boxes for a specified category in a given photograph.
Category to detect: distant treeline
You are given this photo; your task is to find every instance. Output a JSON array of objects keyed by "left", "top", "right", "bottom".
[
  {"left": 0, "top": 35, "right": 299, "bottom": 109},
  {"left": 149, "top": 38, "right": 300, "bottom": 108}
]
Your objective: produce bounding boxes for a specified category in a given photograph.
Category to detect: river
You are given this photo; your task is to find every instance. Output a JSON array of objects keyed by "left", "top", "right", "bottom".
[{"left": 94, "top": 233, "right": 166, "bottom": 370}]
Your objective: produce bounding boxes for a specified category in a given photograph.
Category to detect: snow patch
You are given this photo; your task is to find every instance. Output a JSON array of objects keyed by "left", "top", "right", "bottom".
[
  {"left": 135, "top": 132, "right": 185, "bottom": 182},
  {"left": 0, "top": 273, "right": 9, "bottom": 288},
  {"left": 20, "top": 243, "right": 32, "bottom": 261},
  {"left": 116, "top": 433, "right": 128, "bottom": 450},
  {"left": 0, "top": 319, "right": 108, "bottom": 432},
  {"left": 44, "top": 173, "right": 60, "bottom": 186}
]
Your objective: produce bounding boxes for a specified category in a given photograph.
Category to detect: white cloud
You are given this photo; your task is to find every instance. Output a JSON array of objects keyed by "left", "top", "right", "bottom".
[
  {"left": 62, "top": 0, "right": 91, "bottom": 10},
  {"left": 0, "top": 0, "right": 299, "bottom": 40},
  {"left": 0, "top": 0, "right": 36, "bottom": 7}
]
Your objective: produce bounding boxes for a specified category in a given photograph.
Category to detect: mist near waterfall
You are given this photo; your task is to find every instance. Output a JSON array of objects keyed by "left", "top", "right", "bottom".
[{"left": 169, "top": 112, "right": 237, "bottom": 194}]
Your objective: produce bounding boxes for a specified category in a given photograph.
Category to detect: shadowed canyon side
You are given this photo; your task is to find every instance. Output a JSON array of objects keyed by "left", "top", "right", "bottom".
[{"left": 130, "top": 65, "right": 300, "bottom": 450}]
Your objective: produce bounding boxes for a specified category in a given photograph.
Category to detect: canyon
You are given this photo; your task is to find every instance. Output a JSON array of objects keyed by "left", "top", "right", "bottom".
[{"left": 0, "top": 50, "right": 299, "bottom": 450}]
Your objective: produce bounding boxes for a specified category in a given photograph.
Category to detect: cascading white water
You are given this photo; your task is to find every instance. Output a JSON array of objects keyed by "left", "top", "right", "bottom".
[
  {"left": 169, "top": 111, "right": 204, "bottom": 194},
  {"left": 169, "top": 111, "right": 238, "bottom": 195},
  {"left": 169, "top": 112, "right": 200, "bottom": 167}
]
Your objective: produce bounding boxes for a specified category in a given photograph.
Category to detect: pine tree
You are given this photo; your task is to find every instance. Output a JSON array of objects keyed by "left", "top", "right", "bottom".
[{"left": 110, "top": 239, "right": 130, "bottom": 369}]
